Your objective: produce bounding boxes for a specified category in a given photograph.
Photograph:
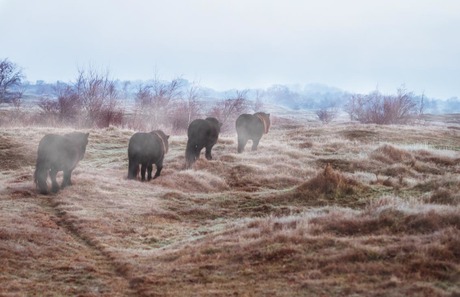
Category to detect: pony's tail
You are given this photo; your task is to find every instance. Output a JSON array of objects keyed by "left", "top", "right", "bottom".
[
  {"left": 127, "top": 159, "right": 139, "bottom": 180},
  {"left": 185, "top": 142, "right": 197, "bottom": 169},
  {"left": 34, "top": 156, "right": 48, "bottom": 194}
]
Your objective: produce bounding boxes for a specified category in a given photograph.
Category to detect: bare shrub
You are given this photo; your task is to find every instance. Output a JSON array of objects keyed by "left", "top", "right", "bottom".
[
  {"left": 345, "top": 87, "right": 421, "bottom": 124},
  {"left": 210, "top": 90, "right": 250, "bottom": 133},
  {"left": 55, "top": 85, "right": 81, "bottom": 125},
  {"left": 35, "top": 68, "right": 124, "bottom": 128},
  {"left": 130, "top": 76, "right": 183, "bottom": 131},
  {"left": 316, "top": 106, "right": 338, "bottom": 124},
  {"left": 37, "top": 85, "right": 81, "bottom": 126}
]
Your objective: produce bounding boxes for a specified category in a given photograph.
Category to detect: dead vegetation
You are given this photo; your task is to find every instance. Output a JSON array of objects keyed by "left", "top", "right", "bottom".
[
  {"left": 295, "top": 163, "right": 370, "bottom": 205},
  {"left": 1, "top": 120, "right": 460, "bottom": 296}
]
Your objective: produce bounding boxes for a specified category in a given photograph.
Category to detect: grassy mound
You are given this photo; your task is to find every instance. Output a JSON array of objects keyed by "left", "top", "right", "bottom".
[{"left": 290, "top": 164, "right": 370, "bottom": 207}]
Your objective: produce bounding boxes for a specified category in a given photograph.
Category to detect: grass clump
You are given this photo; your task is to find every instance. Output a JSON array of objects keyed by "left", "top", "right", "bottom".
[
  {"left": 293, "top": 164, "right": 369, "bottom": 207},
  {"left": 371, "top": 144, "right": 414, "bottom": 164}
]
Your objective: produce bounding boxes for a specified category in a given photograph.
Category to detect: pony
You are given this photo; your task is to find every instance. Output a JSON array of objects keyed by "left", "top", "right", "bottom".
[
  {"left": 127, "top": 130, "right": 169, "bottom": 181},
  {"left": 235, "top": 112, "right": 270, "bottom": 153},
  {"left": 34, "top": 132, "right": 89, "bottom": 194},
  {"left": 185, "top": 117, "right": 222, "bottom": 169}
]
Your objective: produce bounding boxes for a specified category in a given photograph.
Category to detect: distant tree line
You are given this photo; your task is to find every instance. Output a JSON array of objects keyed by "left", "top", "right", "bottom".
[
  {"left": 1, "top": 57, "right": 459, "bottom": 128},
  {"left": 0, "top": 58, "right": 258, "bottom": 131}
]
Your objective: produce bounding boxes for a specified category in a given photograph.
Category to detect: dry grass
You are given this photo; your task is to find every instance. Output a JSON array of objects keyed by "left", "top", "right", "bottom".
[
  {"left": 293, "top": 163, "right": 370, "bottom": 207},
  {"left": 1, "top": 119, "right": 460, "bottom": 296}
]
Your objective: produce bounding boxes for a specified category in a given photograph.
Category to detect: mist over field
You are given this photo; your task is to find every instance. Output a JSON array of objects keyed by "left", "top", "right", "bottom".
[
  {"left": 2, "top": 0, "right": 460, "bottom": 295},
  {"left": 14, "top": 79, "right": 460, "bottom": 114},
  {"left": 1, "top": 56, "right": 460, "bottom": 297}
]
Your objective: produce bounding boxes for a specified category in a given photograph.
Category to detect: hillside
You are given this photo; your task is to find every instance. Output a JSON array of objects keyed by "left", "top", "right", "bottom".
[{"left": 1, "top": 119, "right": 460, "bottom": 296}]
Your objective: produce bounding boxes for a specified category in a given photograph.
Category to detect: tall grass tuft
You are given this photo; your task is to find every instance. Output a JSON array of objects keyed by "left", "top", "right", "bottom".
[{"left": 295, "top": 164, "right": 369, "bottom": 206}]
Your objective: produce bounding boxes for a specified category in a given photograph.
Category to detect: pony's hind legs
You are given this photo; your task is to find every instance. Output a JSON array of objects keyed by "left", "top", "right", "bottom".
[
  {"left": 237, "top": 136, "right": 248, "bottom": 153},
  {"left": 140, "top": 164, "right": 147, "bottom": 181},
  {"left": 49, "top": 169, "right": 60, "bottom": 193},
  {"left": 35, "top": 169, "right": 49, "bottom": 194},
  {"left": 147, "top": 164, "right": 153, "bottom": 181},
  {"left": 62, "top": 170, "right": 72, "bottom": 188},
  {"left": 251, "top": 137, "right": 261, "bottom": 151}
]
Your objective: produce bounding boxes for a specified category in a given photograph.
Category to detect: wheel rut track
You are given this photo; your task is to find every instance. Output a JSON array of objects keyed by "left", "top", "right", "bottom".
[{"left": 37, "top": 196, "right": 141, "bottom": 297}]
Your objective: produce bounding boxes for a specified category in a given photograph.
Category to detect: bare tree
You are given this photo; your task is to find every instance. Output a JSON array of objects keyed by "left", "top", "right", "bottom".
[
  {"left": 0, "top": 58, "right": 24, "bottom": 103},
  {"left": 184, "top": 84, "right": 203, "bottom": 125},
  {"left": 75, "top": 68, "right": 121, "bottom": 127},
  {"left": 344, "top": 94, "right": 359, "bottom": 121},
  {"left": 170, "top": 83, "right": 203, "bottom": 132},
  {"left": 133, "top": 75, "right": 184, "bottom": 131}
]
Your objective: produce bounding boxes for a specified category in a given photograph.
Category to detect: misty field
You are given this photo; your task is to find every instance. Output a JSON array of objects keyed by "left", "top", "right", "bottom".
[{"left": 1, "top": 117, "right": 460, "bottom": 296}]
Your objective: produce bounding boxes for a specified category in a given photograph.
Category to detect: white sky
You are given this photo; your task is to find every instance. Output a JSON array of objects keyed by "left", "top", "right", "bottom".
[{"left": 1, "top": 0, "right": 459, "bottom": 98}]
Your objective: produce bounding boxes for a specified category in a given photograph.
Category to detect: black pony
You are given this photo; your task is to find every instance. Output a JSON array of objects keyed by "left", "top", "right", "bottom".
[
  {"left": 34, "top": 132, "right": 89, "bottom": 194},
  {"left": 235, "top": 112, "right": 270, "bottom": 153},
  {"left": 185, "top": 117, "right": 222, "bottom": 169},
  {"left": 127, "top": 130, "right": 169, "bottom": 181}
]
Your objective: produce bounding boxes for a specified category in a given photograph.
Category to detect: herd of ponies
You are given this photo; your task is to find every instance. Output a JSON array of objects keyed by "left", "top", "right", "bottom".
[{"left": 34, "top": 112, "right": 271, "bottom": 194}]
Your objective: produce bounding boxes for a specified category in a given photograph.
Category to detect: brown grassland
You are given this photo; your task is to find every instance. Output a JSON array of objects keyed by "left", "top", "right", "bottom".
[{"left": 1, "top": 115, "right": 460, "bottom": 296}]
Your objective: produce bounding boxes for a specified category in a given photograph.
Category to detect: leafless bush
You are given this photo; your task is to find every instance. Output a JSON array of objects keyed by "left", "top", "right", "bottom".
[
  {"left": 345, "top": 87, "right": 421, "bottom": 124},
  {"left": 36, "top": 97, "right": 59, "bottom": 126},
  {"left": 316, "top": 106, "right": 338, "bottom": 124},
  {"left": 37, "top": 89, "right": 80, "bottom": 127},
  {"left": 37, "top": 97, "right": 59, "bottom": 115},
  {"left": 130, "top": 76, "right": 183, "bottom": 131},
  {"left": 34, "top": 68, "right": 124, "bottom": 128},
  {"left": 54, "top": 85, "right": 80, "bottom": 125},
  {"left": 210, "top": 90, "right": 250, "bottom": 132}
]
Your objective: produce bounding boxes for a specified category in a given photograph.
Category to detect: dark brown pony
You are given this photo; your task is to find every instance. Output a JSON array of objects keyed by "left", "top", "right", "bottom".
[
  {"left": 127, "top": 130, "right": 169, "bottom": 181},
  {"left": 34, "top": 132, "right": 89, "bottom": 194},
  {"left": 185, "top": 117, "right": 222, "bottom": 169},
  {"left": 235, "top": 112, "right": 270, "bottom": 153}
]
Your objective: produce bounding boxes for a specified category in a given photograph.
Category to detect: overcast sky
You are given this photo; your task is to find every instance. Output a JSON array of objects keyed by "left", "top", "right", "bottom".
[{"left": 1, "top": 0, "right": 459, "bottom": 98}]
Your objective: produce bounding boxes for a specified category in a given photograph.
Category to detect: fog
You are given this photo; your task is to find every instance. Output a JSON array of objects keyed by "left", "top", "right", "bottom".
[{"left": 1, "top": 0, "right": 460, "bottom": 99}]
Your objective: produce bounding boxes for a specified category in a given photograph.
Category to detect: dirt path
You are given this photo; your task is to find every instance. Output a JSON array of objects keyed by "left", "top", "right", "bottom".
[{"left": 0, "top": 179, "right": 138, "bottom": 296}]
